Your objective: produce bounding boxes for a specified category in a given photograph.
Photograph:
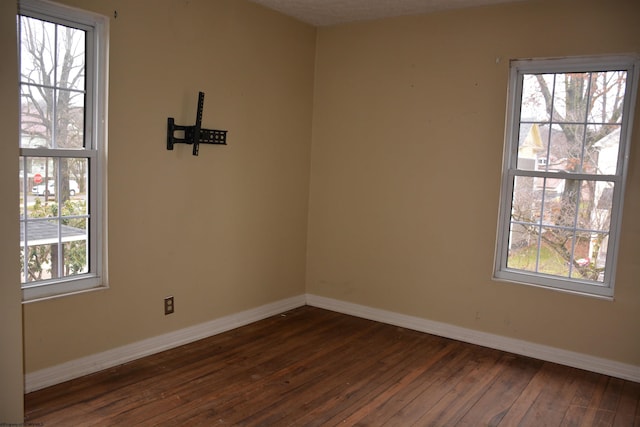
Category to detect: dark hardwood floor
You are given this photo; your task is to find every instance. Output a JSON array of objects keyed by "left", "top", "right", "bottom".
[{"left": 25, "top": 306, "right": 640, "bottom": 426}]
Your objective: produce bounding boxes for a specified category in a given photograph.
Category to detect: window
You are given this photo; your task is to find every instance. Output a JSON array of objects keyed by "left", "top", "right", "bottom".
[
  {"left": 495, "top": 56, "right": 639, "bottom": 297},
  {"left": 18, "top": 0, "right": 108, "bottom": 301}
]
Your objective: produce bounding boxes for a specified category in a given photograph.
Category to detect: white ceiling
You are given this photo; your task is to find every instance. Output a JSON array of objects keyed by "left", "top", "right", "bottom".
[{"left": 248, "top": 0, "right": 526, "bottom": 26}]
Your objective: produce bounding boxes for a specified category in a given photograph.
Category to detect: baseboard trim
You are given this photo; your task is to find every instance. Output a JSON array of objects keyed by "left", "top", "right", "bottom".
[
  {"left": 25, "top": 293, "right": 639, "bottom": 392},
  {"left": 306, "top": 294, "right": 640, "bottom": 383},
  {"left": 25, "top": 295, "right": 306, "bottom": 393}
]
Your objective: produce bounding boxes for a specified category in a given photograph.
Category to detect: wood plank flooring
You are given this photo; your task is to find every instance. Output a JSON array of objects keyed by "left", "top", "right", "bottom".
[{"left": 25, "top": 306, "right": 640, "bottom": 426}]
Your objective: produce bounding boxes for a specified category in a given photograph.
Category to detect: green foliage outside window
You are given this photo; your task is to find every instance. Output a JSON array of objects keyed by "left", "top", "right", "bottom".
[{"left": 21, "top": 198, "right": 87, "bottom": 282}]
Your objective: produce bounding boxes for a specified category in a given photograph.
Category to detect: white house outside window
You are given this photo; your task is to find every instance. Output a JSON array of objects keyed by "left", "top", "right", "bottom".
[
  {"left": 18, "top": 0, "right": 108, "bottom": 301},
  {"left": 495, "top": 56, "right": 639, "bottom": 298}
]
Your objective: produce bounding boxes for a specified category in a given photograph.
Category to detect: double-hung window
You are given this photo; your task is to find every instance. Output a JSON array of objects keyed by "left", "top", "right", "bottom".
[
  {"left": 495, "top": 56, "right": 639, "bottom": 297},
  {"left": 18, "top": 0, "right": 108, "bottom": 301}
]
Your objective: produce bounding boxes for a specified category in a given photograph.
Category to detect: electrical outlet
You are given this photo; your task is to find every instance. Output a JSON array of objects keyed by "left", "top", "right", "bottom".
[{"left": 164, "top": 296, "right": 174, "bottom": 315}]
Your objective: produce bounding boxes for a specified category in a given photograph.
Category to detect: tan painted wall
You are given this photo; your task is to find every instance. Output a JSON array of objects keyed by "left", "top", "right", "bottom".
[
  {"left": 19, "top": 0, "right": 316, "bottom": 373},
  {"left": 0, "top": 1, "right": 25, "bottom": 421},
  {"left": 307, "top": 0, "right": 640, "bottom": 365}
]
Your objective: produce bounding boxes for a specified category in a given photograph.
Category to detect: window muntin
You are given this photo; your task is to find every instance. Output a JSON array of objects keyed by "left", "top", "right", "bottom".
[
  {"left": 495, "top": 56, "right": 639, "bottom": 297},
  {"left": 18, "top": 0, "right": 107, "bottom": 302}
]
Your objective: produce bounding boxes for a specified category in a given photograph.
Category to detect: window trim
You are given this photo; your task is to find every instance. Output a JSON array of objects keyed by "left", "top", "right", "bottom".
[
  {"left": 494, "top": 55, "right": 639, "bottom": 298},
  {"left": 18, "top": 0, "right": 109, "bottom": 302}
]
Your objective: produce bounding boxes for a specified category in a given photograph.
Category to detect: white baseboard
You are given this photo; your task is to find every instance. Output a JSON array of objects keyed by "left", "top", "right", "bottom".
[
  {"left": 306, "top": 294, "right": 640, "bottom": 383},
  {"left": 25, "top": 293, "right": 639, "bottom": 393},
  {"left": 25, "top": 295, "right": 306, "bottom": 393}
]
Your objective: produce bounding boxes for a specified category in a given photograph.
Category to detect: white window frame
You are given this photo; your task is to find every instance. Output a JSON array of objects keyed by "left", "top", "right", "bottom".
[
  {"left": 494, "top": 55, "right": 639, "bottom": 298},
  {"left": 18, "top": 0, "right": 108, "bottom": 302}
]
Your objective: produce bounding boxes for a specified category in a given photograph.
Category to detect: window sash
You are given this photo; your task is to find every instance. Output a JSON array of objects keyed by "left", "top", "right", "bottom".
[{"left": 19, "top": 153, "right": 96, "bottom": 281}]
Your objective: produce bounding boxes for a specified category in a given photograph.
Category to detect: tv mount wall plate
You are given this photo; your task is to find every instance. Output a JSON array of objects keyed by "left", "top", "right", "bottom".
[{"left": 167, "top": 92, "right": 227, "bottom": 156}]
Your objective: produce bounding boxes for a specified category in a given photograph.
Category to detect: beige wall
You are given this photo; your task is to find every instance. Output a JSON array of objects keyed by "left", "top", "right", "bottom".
[
  {"left": 19, "top": 0, "right": 316, "bottom": 373},
  {"left": 307, "top": 0, "right": 640, "bottom": 365},
  {"left": 0, "top": 1, "right": 25, "bottom": 421}
]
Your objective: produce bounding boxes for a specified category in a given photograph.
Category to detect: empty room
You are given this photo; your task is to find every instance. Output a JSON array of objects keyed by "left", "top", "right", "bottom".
[{"left": 1, "top": 0, "right": 639, "bottom": 424}]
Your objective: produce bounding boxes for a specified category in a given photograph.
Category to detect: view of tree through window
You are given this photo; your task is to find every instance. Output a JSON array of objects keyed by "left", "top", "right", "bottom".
[
  {"left": 496, "top": 57, "right": 638, "bottom": 296},
  {"left": 19, "top": 14, "right": 90, "bottom": 284},
  {"left": 510, "top": 71, "right": 625, "bottom": 281}
]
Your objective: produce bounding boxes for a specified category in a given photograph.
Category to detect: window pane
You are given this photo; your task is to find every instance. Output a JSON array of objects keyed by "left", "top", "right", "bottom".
[
  {"left": 570, "top": 232, "right": 604, "bottom": 282},
  {"left": 590, "top": 232, "right": 609, "bottom": 277},
  {"left": 21, "top": 85, "right": 53, "bottom": 148},
  {"left": 536, "top": 239, "right": 570, "bottom": 278},
  {"left": 19, "top": 16, "right": 55, "bottom": 88},
  {"left": 587, "top": 71, "right": 626, "bottom": 124},
  {"left": 587, "top": 125, "right": 621, "bottom": 175},
  {"left": 62, "top": 158, "right": 88, "bottom": 210},
  {"left": 520, "top": 74, "right": 553, "bottom": 122},
  {"left": 548, "top": 124, "right": 586, "bottom": 172},
  {"left": 516, "top": 123, "right": 545, "bottom": 170},
  {"left": 23, "top": 243, "right": 56, "bottom": 282},
  {"left": 552, "top": 73, "right": 590, "bottom": 123},
  {"left": 60, "top": 165, "right": 89, "bottom": 278},
  {"left": 63, "top": 238, "right": 88, "bottom": 278},
  {"left": 24, "top": 157, "right": 87, "bottom": 205},
  {"left": 19, "top": 159, "right": 26, "bottom": 220},
  {"left": 539, "top": 179, "right": 563, "bottom": 226},
  {"left": 547, "top": 179, "right": 580, "bottom": 228},
  {"left": 55, "top": 89, "right": 85, "bottom": 149},
  {"left": 56, "top": 25, "right": 85, "bottom": 90},
  {"left": 506, "top": 223, "right": 538, "bottom": 272},
  {"left": 28, "top": 157, "right": 58, "bottom": 213},
  {"left": 24, "top": 217, "right": 61, "bottom": 282},
  {"left": 582, "top": 181, "right": 614, "bottom": 232},
  {"left": 512, "top": 176, "right": 542, "bottom": 224}
]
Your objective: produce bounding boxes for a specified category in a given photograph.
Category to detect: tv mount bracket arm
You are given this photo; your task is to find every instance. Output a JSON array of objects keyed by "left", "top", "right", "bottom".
[{"left": 167, "top": 91, "right": 227, "bottom": 156}]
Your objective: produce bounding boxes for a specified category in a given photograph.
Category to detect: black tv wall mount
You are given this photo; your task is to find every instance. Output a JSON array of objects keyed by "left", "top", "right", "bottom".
[{"left": 167, "top": 92, "right": 227, "bottom": 156}]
